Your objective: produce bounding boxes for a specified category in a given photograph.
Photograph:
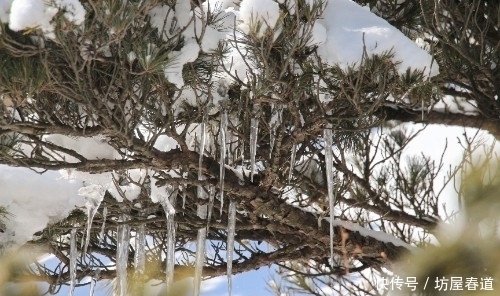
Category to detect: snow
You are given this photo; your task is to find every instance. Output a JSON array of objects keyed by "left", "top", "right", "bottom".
[
  {"left": 432, "top": 95, "right": 478, "bottom": 115},
  {"left": 239, "top": 0, "right": 280, "bottom": 37},
  {"left": 165, "top": 39, "right": 201, "bottom": 88},
  {"left": 8, "top": 0, "right": 55, "bottom": 32},
  {"left": 0, "top": 0, "right": 13, "bottom": 22},
  {"left": 7, "top": 0, "right": 85, "bottom": 37},
  {"left": 0, "top": 166, "right": 83, "bottom": 248},
  {"left": 316, "top": 0, "right": 439, "bottom": 77},
  {"left": 149, "top": 2, "right": 233, "bottom": 87},
  {"left": 328, "top": 219, "right": 417, "bottom": 251},
  {"left": 44, "top": 135, "right": 120, "bottom": 161}
]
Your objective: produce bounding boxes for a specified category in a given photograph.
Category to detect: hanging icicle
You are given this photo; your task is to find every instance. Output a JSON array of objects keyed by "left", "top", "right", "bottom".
[
  {"left": 99, "top": 207, "right": 108, "bottom": 244},
  {"left": 134, "top": 224, "right": 146, "bottom": 275},
  {"left": 160, "top": 192, "right": 176, "bottom": 289},
  {"left": 323, "top": 128, "right": 336, "bottom": 267},
  {"left": 206, "top": 186, "right": 215, "bottom": 229},
  {"left": 269, "top": 105, "right": 283, "bottom": 158},
  {"left": 88, "top": 268, "right": 100, "bottom": 296},
  {"left": 68, "top": 227, "right": 77, "bottom": 296},
  {"left": 116, "top": 214, "right": 130, "bottom": 296},
  {"left": 182, "top": 189, "right": 186, "bottom": 210},
  {"left": 194, "top": 110, "right": 208, "bottom": 296},
  {"left": 78, "top": 184, "right": 105, "bottom": 256},
  {"left": 226, "top": 201, "right": 237, "bottom": 296},
  {"left": 249, "top": 104, "right": 260, "bottom": 182},
  {"left": 288, "top": 144, "right": 297, "bottom": 184},
  {"left": 220, "top": 108, "right": 228, "bottom": 215}
]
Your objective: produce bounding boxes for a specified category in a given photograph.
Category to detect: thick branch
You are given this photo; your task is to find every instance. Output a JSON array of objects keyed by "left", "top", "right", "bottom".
[{"left": 379, "top": 105, "right": 500, "bottom": 139}]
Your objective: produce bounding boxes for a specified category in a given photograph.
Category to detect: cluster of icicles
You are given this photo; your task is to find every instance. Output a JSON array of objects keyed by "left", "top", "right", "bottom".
[{"left": 68, "top": 102, "right": 337, "bottom": 296}]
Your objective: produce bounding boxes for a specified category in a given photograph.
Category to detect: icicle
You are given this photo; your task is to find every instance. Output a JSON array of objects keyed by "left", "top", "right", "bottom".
[
  {"left": 288, "top": 144, "right": 296, "bottom": 184},
  {"left": 68, "top": 228, "right": 77, "bottom": 296},
  {"left": 198, "top": 112, "right": 207, "bottom": 200},
  {"left": 269, "top": 105, "right": 282, "bottom": 158},
  {"left": 182, "top": 190, "right": 186, "bottom": 210},
  {"left": 250, "top": 104, "right": 260, "bottom": 182},
  {"left": 134, "top": 224, "right": 146, "bottom": 275},
  {"left": 323, "top": 128, "right": 336, "bottom": 267},
  {"left": 226, "top": 201, "right": 237, "bottom": 296},
  {"left": 116, "top": 214, "right": 130, "bottom": 296},
  {"left": 193, "top": 228, "right": 207, "bottom": 296},
  {"left": 206, "top": 186, "right": 215, "bottom": 229},
  {"left": 99, "top": 207, "right": 108, "bottom": 244},
  {"left": 89, "top": 269, "right": 100, "bottom": 296},
  {"left": 194, "top": 110, "right": 208, "bottom": 296},
  {"left": 160, "top": 194, "right": 176, "bottom": 289},
  {"left": 78, "top": 184, "right": 105, "bottom": 256},
  {"left": 219, "top": 109, "right": 228, "bottom": 215}
]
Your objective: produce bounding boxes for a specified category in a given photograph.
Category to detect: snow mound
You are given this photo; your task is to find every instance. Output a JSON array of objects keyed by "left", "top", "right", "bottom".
[
  {"left": 317, "top": 0, "right": 439, "bottom": 77},
  {"left": 6, "top": 0, "right": 85, "bottom": 37},
  {"left": 239, "top": 0, "right": 280, "bottom": 37}
]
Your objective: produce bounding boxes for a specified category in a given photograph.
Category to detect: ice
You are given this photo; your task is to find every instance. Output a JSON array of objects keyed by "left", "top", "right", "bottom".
[
  {"left": 288, "top": 144, "right": 296, "bottom": 184},
  {"left": 99, "top": 207, "right": 107, "bottom": 244},
  {"left": 269, "top": 105, "right": 282, "bottom": 158},
  {"left": 226, "top": 201, "right": 237, "bottom": 296},
  {"left": 116, "top": 214, "right": 130, "bottom": 296},
  {"left": 194, "top": 112, "right": 208, "bottom": 296},
  {"left": 78, "top": 184, "right": 105, "bottom": 256},
  {"left": 68, "top": 227, "right": 77, "bottom": 296},
  {"left": 323, "top": 128, "right": 335, "bottom": 266},
  {"left": 89, "top": 269, "right": 100, "bottom": 296},
  {"left": 193, "top": 228, "right": 207, "bottom": 296},
  {"left": 160, "top": 194, "right": 176, "bottom": 288},
  {"left": 219, "top": 110, "right": 228, "bottom": 215},
  {"left": 206, "top": 186, "right": 216, "bottom": 229},
  {"left": 134, "top": 224, "right": 146, "bottom": 275},
  {"left": 182, "top": 189, "right": 186, "bottom": 209},
  {"left": 250, "top": 104, "right": 260, "bottom": 182}
]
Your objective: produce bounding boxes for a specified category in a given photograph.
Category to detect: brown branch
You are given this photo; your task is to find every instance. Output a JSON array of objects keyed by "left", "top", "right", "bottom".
[{"left": 379, "top": 105, "right": 500, "bottom": 140}]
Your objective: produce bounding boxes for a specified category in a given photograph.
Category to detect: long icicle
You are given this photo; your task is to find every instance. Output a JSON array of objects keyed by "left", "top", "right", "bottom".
[
  {"left": 226, "top": 201, "right": 237, "bottom": 296},
  {"left": 323, "top": 128, "right": 336, "bottom": 267},
  {"left": 99, "top": 207, "right": 107, "bottom": 244},
  {"left": 116, "top": 214, "right": 130, "bottom": 296},
  {"left": 78, "top": 184, "right": 105, "bottom": 256},
  {"left": 194, "top": 112, "right": 208, "bottom": 296},
  {"left": 206, "top": 186, "right": 215, "bottom": 229},
  {"left": 220, "top": 109, "right": 227, "bottom": 215},
  {"left": 161, "top": 193, "right": 176, "bottom": 289},
  {"left": 68, "top": 227, "right": 77, "bottom": 296},
  {"left": 88, "top": 269, "right": 100, "bottom": 296},
  {"left": 134, "top": 224, "right": 146, "bottom": 275},
  {"left": 269, "top": 105, "right": 282, "bottom": 159},
  {"left": 250, "top": 104, "right": 260, "bottom": 182},
  {"left": 288, "top": 143, "right": 296, "bottom": 184}
]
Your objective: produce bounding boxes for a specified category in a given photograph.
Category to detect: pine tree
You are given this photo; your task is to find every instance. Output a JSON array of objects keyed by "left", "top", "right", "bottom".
[{"left": 0, "top": 0, "right": 498, "bottom": 295}]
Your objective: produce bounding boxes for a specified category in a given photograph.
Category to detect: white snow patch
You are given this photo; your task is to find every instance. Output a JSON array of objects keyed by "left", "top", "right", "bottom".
[
  {"left": 7, "top": 0, "right": 85, "bottom": 37},
  {"left": 316, "top": 0, "right": 439, "bottom": 77},
  {"left": 239, "top": 0, "right": 280, "bottom": 37},
  {"left": 0, "top": 166, "right": 83, "bottom": 247},
  {"left": 328, "top": 218, "right": 417, "bottom": 251}
]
